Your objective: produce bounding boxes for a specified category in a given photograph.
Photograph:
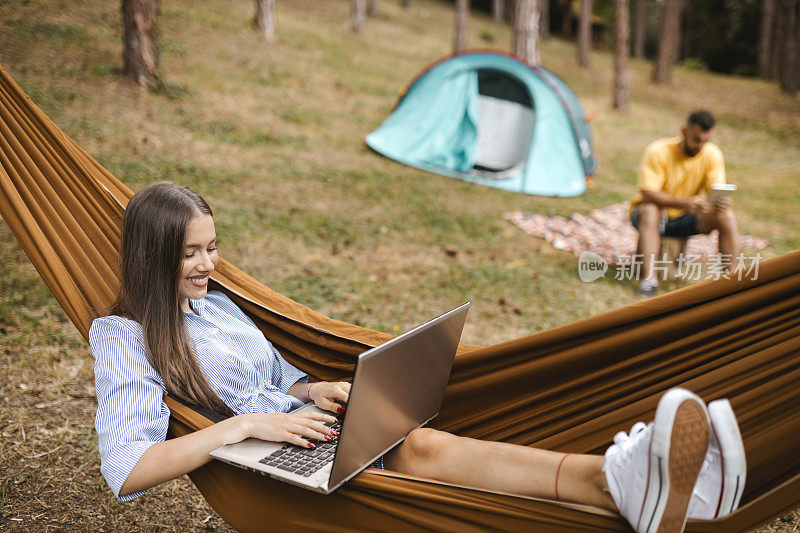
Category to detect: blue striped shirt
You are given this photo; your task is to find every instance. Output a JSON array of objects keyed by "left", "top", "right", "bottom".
[{"left": 89, "top": 290, "right": 307, "bottom": 501}]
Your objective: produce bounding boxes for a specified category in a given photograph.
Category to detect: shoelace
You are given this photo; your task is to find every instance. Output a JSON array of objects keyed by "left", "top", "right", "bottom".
[{"left": 611, "top": 422, "right": 651, "bottom": 463}]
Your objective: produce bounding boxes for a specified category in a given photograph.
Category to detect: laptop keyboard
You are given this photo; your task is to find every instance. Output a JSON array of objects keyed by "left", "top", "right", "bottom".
[{"left": 258, "top": 419, "right": 342, "bottom": 477}]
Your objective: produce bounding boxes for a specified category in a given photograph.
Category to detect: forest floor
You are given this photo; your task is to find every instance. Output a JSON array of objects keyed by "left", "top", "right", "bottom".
[{"left": 1, "top": 0, "right": 799, "bottom": 530}]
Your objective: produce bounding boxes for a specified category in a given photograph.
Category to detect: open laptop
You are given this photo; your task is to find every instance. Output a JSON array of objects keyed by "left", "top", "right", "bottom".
[{"left": 209, "top": 302, "right": 470, "bottom": 494}]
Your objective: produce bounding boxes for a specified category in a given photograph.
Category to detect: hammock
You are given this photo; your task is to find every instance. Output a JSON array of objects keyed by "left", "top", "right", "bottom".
[{"left": 1, "top": 64, "right": 799, "bottom": 532}]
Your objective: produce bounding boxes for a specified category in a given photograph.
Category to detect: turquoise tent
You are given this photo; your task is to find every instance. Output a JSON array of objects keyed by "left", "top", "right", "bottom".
[{"left": 366, "top": 51, "right": 597, "bottom": 197}]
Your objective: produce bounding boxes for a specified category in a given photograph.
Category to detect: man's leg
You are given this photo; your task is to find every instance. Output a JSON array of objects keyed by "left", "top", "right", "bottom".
[
  {"left": 635, "top": 202, "right": 662, "bottom": 283},
  {"left": 698, "top": 209, "right": 739, "bottom": 270}
]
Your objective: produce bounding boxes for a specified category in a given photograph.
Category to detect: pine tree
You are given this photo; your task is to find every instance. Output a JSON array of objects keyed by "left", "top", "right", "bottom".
[
  {"left": 454, "top": 0, "right": 469, "bottom": 52},
  {"left": 577, "top": 0, "right": 592, "bottom": 67},
  {"left": 351, "top": 0, "right": 366, "bottom": 33},
  {"left": 652, "top": 0, "right": 681, "bottom": 83},
  {"left": 613, "top": 0, "right": 630, "bottom": 112},
  {"left": 252, "top": 0, "right": 276, "bottom": 39},
  {"left": 514, "top": 0, "right": 541, "bottom": 66},
  {"left": 122, "top": 0, "right": 161, "bottom": 89}
]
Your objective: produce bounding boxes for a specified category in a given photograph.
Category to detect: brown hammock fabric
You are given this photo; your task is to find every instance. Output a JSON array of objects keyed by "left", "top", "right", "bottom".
[{"left": 1, "top": 64, "right": 799, "bottom": 532}]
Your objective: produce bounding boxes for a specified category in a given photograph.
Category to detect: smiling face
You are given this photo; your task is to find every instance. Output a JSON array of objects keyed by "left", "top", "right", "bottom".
[{"left": 178, "top": 214, "right": 219, "bottom": 312}]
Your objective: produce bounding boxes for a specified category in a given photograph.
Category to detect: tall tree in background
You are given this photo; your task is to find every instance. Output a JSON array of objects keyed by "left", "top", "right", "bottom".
[
  {"left": 454, "top": 0, "right": 469, "bottom": 52},
  {"left": 633, "top": 0, "right": 646, "bottom": 58},
  {"left": 122, "top": 0, "right": 161, "bottom": 89},
  {"left": 758, "top": 0, "right": 776, "bottom": 78},
  {"left": 351, "top": 0, "right": 366, "bottom": 33},
  {"left": 540, "top": 0, "right": 550, "bottom": 39},
  {"left": 368, "top": 0, "right": 378, "bottom": 16},
  {"left": 613, "top": 0, "right": 630, "bottom": 112},
  {"left": 514, "top": 0, "right": 541, "bottom": 65},
  {"left": 493, "top": 0, "right": 504, "bottom": 22},
  {"left": 679, "top": 0, "right": 691, "bottom": 60},
  {"left": 252, "top": 0, "right": 276, "bottom": 39},
  {"left": 577, "top": 0, "right": 592, "bottom": 67},
  {"left": 778, "top": 0, "right": 799, "bottom": 94},
  {"left": 652, "top": 0, "right": 681, "bottom": 83},
  {"left": 770, "top": 0, "right": 786, "bottom": 79}
]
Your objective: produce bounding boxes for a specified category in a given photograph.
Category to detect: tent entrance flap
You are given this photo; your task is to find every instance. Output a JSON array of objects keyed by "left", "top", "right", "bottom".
[
  {"left": 471, "top": 69, "right": 535, "bottom": 179},
  {"left": 471, "top": 95, "right": 535, "bottom": 178}
]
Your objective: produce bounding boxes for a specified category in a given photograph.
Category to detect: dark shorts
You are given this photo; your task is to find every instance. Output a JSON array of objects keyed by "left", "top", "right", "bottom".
[{"left": 630, "top": 206, "right": 701, "bottom": 238}]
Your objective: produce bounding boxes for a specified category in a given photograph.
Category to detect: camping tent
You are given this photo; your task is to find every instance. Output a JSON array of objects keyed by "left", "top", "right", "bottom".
[{"left": 366, "top": 51, "right": 597, "bottom": 197}]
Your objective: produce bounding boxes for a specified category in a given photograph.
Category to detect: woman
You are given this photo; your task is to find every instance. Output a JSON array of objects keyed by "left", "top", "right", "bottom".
[{"left": 90, "top": 182, "right": 746, "bottom": 533}]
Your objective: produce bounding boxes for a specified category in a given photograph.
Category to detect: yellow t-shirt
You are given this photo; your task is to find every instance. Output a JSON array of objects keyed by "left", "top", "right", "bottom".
[{"left": 629, "top": 137, "right": 726, "bottom": 219}]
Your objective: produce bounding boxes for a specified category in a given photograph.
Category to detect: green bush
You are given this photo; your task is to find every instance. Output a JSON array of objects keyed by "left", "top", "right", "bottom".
[{"left": 680, "top": 57, "right": 709, "bottom": 71}]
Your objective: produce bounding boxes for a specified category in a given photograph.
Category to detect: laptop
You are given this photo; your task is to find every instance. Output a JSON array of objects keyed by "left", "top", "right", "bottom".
[{"left": 209, "top": 302, "right": 470, "bottom": 494}]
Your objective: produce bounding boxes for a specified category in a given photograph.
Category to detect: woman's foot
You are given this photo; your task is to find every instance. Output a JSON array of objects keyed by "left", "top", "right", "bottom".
[
  {"left": 687, "top": 399, "right": 747, "bottom": 519},
  {"left": 604, "top": 388, "right": 710, "bottom": 533}
]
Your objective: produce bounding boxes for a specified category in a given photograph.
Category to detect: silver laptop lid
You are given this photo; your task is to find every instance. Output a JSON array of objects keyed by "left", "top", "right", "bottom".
[{"left": 327, "top": 302, "right": 470, "bottom": 491}]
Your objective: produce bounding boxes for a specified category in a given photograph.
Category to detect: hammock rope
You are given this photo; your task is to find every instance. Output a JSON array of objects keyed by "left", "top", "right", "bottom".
[{"left": 1, "top": 64, "right": 799, "bottom": 532}]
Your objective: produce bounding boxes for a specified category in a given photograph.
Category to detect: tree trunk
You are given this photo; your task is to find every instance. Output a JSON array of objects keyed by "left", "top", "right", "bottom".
[
  {"left": 121, "top": 0, "right": 161, "bottom": 89},
  {"left": 633, "top": 0, "right": 646, "bottom": 58},
  {"left": 652, "top": 0, "right": 680, "bottom": 83},
  {"left": 680, "top": 0, "right": 691, "bottom": 60},
  {"left": 514, "top": 0, "right": 541, "bottom": 66},
  {"left": 540, "top": 0, "right": 549, "bottom": 39},
  {"left": 613, "top": 0, "right": 630, "bottom": 112},
  {"left": 351, "top": 0, "right": 366, "bottom": 33},
  {"left": 493, "top": 0, "right": 504, "bottom": 22},
  {"left": 771, "top": 0, "right": 786, "bottom": 79},
  {"left": 779, "top": 0, "right": 799, "bottom": 94},
  {"left": 368, "top": 0, "right": 378, "bottom": 16},
  {"left": 401, "top": 0, "right": 411, "bottom": 8},
  {"left": 759, "top": 0, "right": 776, "bottom": 78},
  {"left": 454, "top": 0, "right": 469, "bottom": 52},
  {"left": 505, "top": 0, "right": 516, "bottom": 24},
  {"left": 673, "top": 0, "right": 683, "bottom": 62},
  {"left": 577, "top": 0, "right": 592, "bottom": 67},
  {"left": 252, "top": 0, "right": 276, "bottom": 39}
]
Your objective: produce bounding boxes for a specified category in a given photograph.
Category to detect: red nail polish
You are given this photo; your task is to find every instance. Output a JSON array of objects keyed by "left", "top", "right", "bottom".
[
  {"left": 331, "top": 430, "right": 339, "bottom": 436},
  {"left": 325, "top": 435, "right": 333, "bottom": 441},
  {"left": 308, "top": 442, "right": 316, "bottom": 449},
  {"left": 337, "top": 406, "right": 345, "bottom": 413}
]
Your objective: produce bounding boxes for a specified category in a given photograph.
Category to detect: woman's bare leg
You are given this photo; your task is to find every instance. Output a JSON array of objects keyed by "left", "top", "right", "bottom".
[{"left": 383, "top": 428, "right": 616, "bottom": 511}]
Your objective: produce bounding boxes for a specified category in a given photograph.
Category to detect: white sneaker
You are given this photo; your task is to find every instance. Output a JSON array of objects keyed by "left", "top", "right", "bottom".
[
  {"left": 687, "top": 399, "right": 747, "bottom": 519},
  {"left": 604, "top": 388, "right": 710, "bottom": 533},
  {"left": 636, "top": 278, "right": 659, "bottom": 298}
]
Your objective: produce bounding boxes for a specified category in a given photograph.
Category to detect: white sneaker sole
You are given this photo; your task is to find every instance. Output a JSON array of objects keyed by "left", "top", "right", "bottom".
[
  {"left": 708, "top": 399, "right": 746, "bottom": 517},
  {"left": 639, "top": 388, "right": 710, "bottom": 533}
]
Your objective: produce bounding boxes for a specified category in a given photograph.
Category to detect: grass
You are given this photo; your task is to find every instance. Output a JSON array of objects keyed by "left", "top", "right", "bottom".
[{"left": 1, "top": 0, "right": 799, "bottom": 530}]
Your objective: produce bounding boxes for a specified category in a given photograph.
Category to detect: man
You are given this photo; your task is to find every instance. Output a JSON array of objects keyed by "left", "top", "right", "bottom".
[{"left": 630, "top": 110, "right": 739, "bottom": 297}]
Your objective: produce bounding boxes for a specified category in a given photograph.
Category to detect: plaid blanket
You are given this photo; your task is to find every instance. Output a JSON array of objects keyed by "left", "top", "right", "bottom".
[{"left": 505, "top": 203, "right": 770, "bottom": 267}]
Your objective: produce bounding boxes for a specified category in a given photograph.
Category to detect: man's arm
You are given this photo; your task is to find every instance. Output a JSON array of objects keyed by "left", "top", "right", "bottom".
[{"left": 640, "top": 189, "right": 709, "bottom": 215}]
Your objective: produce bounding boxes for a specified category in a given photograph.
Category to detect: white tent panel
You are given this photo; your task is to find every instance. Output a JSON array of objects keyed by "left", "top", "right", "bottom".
[{"left": 471, "top": 95, "right": 535, "bottom": 179}]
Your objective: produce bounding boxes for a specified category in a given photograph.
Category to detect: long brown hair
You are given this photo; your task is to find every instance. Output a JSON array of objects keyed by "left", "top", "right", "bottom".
[{"left": 112, "top": 181, "right": 234, "bottom": 417}]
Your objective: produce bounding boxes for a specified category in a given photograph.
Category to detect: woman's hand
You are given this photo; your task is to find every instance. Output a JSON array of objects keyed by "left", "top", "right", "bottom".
[
  {"left": 308, "top": 381, "right": 350, "bottom": 414},
  {"left": 237, "top": 411, "right": 338, "bottom": 449},
  {"left": 118, "top": 410, "right": 337, "bottom": 496}
]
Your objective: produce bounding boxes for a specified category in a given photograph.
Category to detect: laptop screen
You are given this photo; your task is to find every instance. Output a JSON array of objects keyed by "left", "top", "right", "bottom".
[{"left": 328, "top": 303, "right": 469, "bottom": 490}]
